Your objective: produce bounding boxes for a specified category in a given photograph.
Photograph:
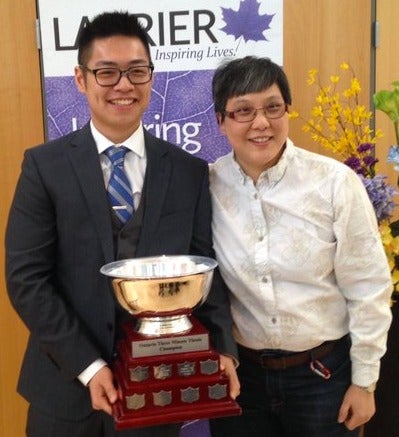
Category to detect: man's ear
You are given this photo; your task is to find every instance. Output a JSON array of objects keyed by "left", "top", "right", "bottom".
[{"left": 74, "top": 65, "right": 86, "bottom": 94}]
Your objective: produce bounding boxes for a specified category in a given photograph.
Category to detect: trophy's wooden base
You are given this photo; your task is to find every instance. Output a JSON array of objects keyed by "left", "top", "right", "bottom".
[
  {"left": 112, "top": 318, "right": 241, "bottom": 430},
  {"left": 112, "top": 379, "right": 241, "bottom": 429}
]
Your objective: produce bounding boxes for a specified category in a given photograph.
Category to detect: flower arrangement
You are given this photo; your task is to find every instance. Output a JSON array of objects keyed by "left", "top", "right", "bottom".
[
  {"left": 291, "top": 63, "right": 399, "bottom": 300},
  {"left": 374, "top": 81, "right": 399, "bottom": 300}
]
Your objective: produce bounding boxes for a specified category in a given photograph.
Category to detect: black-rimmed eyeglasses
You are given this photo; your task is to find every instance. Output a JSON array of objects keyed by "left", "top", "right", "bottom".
[
  {"left": 80, "top": 65, "right": 154, "bottom": 87},
  {"left": 224, "top": 103, "right": 288, "bottom": 123}
]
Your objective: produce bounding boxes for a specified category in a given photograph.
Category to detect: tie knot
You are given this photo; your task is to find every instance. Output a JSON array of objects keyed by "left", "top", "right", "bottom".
[{"left": 104, "top": 146, "right": 129, "bottom": 167}]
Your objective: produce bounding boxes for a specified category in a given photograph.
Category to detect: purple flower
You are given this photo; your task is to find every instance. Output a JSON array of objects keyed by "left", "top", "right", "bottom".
[
  {"left": 357, "top": 143, "right": 375, "bottom": 153},
  {"left": 345, "top": 144, "right": 379, "bottom": 178},
  {"left": 363, "top": 155, "right": 378, "bottom": 168},
  {"left": 344, "top": 156, "right": 362, "bottom": 173},
  {"left": 359, "top": 174, "right": 397, "bottom": 222}
]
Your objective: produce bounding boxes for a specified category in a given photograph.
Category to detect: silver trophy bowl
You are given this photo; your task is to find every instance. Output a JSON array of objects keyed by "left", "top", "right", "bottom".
[{"left": 100, "top": 255, "right": 217, "bottom": 336}]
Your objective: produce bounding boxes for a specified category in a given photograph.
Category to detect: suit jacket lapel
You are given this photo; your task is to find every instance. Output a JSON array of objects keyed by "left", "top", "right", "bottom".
[
  {"left": 136, "top": 131, "right": 171, "bottom": 255},
  {"left": 66, "top": 124, "right": 114, "bottom": 263}
]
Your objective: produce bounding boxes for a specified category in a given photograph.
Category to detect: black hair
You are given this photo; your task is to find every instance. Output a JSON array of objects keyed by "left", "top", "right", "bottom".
[
  {"left": 77, "top": 11, "right": 152, "bottom": 66},
  {"left": 212, "top": 56, "right": 292, "bottom": 117}
]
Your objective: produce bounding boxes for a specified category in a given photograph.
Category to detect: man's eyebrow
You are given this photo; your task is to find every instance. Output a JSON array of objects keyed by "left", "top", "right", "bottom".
[{"left": 93, "top": 59, "right": 150, "bottom": 68}]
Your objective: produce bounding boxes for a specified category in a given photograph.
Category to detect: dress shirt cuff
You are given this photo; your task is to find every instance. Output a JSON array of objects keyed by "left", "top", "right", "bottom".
[
  {"left": 351, "top": 361, "right": 380, "bottom": 388},
  {"left": 78, "top": 359, "right": 108, "bottom": 386}
]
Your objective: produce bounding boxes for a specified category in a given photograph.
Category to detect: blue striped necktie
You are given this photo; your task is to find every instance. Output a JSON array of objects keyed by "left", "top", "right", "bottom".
[{"left": 104, "top": 146, "right": 133, "bottom": 224}]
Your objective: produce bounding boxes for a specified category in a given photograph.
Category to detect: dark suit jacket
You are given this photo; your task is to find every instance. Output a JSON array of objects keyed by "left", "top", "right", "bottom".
[{"left": 5, "top": 123, "right": 236, "bottom": 419}]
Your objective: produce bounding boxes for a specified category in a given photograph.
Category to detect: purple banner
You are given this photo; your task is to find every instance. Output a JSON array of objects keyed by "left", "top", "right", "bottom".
[{"left": 45, "top": 70, "right": 230, "bottom": 163}]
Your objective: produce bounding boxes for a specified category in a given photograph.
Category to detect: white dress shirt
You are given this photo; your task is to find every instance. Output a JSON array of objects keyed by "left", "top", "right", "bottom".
[
  {"left": 93, "top": 120, "right": 147, "bottom": 210},
  {"left": 78, "top": 122, "right": 147, "bottom": 386},
  {"left": 209, "top": 138, "right": 392, "bottom": 386}
]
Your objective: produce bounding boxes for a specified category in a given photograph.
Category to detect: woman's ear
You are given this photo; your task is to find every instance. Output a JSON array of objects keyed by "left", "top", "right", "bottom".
[
  {"left": 216, "top": 113, "right": 226, "bottom": 134},
  {"left": 216, "top": 112, "right": 223, "bottom": 126}
]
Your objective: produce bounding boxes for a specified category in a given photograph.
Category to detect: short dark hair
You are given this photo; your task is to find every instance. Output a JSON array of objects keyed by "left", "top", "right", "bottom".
[
  {"left": 77, "top": 11, "right": 152, "bottom": 66},
  {"left": 212, "top": 56, "right": 292, "bottom": 118}
]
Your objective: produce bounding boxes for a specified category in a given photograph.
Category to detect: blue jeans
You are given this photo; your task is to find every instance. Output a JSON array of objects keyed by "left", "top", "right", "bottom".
[{"left": 210, "top": 335, "right": 359, "bottom": 437}]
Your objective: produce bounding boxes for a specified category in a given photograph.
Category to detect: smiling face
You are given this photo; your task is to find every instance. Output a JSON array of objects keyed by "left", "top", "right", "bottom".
[
  {"left": 74, "top": 35, "right": 153, "bottom": 144},
  {"left": 218, "top": 84, "right": 289, "bottom": 182}
]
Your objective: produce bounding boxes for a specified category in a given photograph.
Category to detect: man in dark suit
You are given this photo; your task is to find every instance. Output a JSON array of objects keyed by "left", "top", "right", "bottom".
[{"left": 5, "top": 11, "right": 239, "bottom": 437}]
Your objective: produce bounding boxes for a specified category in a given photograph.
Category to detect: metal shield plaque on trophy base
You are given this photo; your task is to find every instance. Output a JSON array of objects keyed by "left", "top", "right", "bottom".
[{"left": 100, "top": 255, "right": 241, "bottom": 430}]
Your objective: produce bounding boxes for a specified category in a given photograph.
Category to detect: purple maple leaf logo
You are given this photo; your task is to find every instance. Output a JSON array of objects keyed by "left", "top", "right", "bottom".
[{"left": 220, "top": 0, "right": 275, "bottom": 42}]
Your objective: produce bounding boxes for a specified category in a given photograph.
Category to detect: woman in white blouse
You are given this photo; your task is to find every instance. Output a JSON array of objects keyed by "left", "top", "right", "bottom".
[{"left": 209, "top": 56, "right": 392, "bottom": 437}]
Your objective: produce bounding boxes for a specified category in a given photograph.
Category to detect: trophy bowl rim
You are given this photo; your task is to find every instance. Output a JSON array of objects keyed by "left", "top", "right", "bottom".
[{"left": 100, "top": 254, "right": 218, "bottom": 279}]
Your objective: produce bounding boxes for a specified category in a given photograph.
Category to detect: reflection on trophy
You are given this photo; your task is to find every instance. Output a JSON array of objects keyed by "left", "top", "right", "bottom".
[{"left": 100, "top": 255, "right": 241, "bottom": 430}]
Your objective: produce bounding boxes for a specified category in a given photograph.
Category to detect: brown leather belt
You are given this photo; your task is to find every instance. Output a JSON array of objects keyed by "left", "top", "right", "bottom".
[{"left": 238, "top": 337, "right": 345, "bottom": 370}]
